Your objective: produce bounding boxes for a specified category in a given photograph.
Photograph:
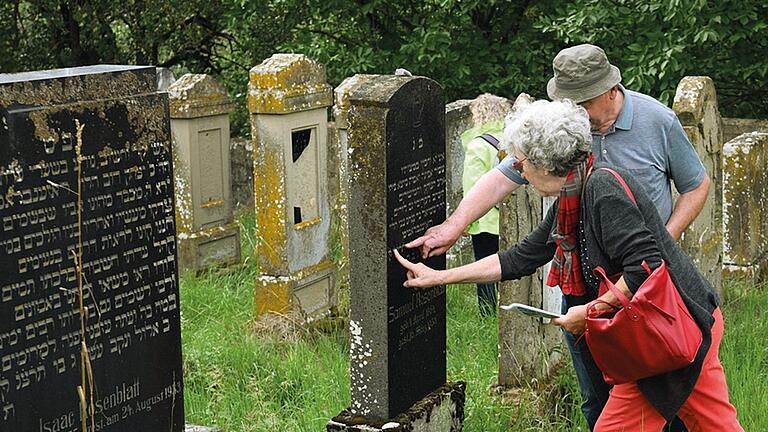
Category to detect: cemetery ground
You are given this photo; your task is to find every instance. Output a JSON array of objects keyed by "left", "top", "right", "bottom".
[{"left": 180, "top": 211, "right": 767, "bottom": 431}]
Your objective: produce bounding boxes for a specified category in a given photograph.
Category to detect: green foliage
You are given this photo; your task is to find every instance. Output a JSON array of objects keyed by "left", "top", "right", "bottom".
[
  {"left": 1, "top": 0, "right": 766, "bottom": 133},
  {"left": 535, "top": 0, "right": 768, "bottom": 116}
]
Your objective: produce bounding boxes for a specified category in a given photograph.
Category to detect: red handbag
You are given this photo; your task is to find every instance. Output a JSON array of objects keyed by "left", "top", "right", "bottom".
[{"left": 583, "top": 168, "right": 703, "bottom": 385}]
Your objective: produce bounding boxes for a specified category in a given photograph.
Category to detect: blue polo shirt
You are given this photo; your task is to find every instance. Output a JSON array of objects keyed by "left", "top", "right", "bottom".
[{"left": 496, "top": 87, "right": 705, "bottom": 222}]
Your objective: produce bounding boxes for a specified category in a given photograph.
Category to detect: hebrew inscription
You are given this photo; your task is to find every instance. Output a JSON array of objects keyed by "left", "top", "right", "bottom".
[{"left": 0, "top": 67, "right": 183, "bottom": 432}]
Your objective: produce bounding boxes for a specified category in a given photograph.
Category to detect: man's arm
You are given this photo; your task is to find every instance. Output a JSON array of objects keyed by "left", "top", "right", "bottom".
[
  {"left": 666, "top": 173, "right": 710, "bottom": 240},
  {"left": 406, "top": 169, "right": 521, "bottom": 258}
]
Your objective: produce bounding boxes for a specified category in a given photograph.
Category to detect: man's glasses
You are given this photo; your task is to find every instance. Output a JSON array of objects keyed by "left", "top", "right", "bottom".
[{"left": 512, "top": 157, "right": 527, "bottom": 174}]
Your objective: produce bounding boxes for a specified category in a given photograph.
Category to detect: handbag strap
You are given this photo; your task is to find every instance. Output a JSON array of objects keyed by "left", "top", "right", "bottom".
[
  {"left": 598, "top": 167, "right": 637, "bottom": 205},
  {"left": 592, "top": 266, "right": 631, "bottom": 308}
]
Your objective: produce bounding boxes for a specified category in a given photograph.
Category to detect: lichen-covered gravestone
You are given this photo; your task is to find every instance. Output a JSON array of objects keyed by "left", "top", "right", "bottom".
[
  {"left": 672, "top": 76, "right": 723, "bottom": 293},
  {"left": 327, "top": 74, "right": 464, "bottom": 432},
  {"left": 250, "top": 54, "right": 337, "bottom": 320},
  {"left": 722, "top": 132, "right": 768, "bottom": 279},
  {"left": 495, "top": 93, "right": 562, "bottom": 388},
  {"left": 0, "top": 66, "right": 183, "bottom": 431},
  {"left": 168, "top": 73, "right": 241, "bottom": 273}
]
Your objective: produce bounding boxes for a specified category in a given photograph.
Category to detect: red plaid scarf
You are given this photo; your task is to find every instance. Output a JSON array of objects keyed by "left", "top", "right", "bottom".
[{"left": 547, "top": 155, "right": 594, "bottom": 296}]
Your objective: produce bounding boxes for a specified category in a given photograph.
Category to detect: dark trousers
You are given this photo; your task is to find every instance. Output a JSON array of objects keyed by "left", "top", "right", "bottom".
[{"left": 471, "top": 232, "right": 498, "bottom": 317}]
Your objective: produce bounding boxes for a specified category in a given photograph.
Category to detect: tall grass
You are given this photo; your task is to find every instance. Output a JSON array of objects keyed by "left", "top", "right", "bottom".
[
  {"left": 719, "top": 279, "right": 768, "bottom": 430},
  {"left": 180, "top": 212, "right": 764, "bottom": 431}
]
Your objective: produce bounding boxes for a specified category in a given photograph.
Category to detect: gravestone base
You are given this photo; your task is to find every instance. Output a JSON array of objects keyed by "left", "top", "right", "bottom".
[
  {"left": 177, "top": 222, "right": 241, "bottom": 273},
  {"left": 256, "top": 260, "right": 336, "bottom": 320},
  {"left": 326, "top": 382, "right": 465, "bottom": 432}
]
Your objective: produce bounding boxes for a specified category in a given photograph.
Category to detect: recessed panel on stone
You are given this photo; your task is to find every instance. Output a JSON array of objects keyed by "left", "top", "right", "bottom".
[
  {"left": 288, "top": 126, "right": 320, "bottom": 225},
  {"left": 0, "top": 66, "right": 184, "bottom": 432}
]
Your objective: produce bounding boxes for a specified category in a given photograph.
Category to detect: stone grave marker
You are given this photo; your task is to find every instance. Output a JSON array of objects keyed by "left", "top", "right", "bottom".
[
  {"left": 328, "top": 75, "right": 464, "bottom": 432},
  {"left": 722, "top": 131, "right": 768, "bottom": 279},
  {"left": 672, "top": 76, "right": 723, "bottom": 294},
  {"left": 0, "top": 65, "right": 183, "bottom": 431},
  {"left": 169, "top": 73, "right": 241, "bottom": 273},
  {"left": 249, "top": 54, "right": 336, "bottom": 320}
]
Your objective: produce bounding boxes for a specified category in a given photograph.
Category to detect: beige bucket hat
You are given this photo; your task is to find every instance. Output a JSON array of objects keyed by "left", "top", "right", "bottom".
[{"left": 546, "top": 44, "right": 622, "bottom": 103}]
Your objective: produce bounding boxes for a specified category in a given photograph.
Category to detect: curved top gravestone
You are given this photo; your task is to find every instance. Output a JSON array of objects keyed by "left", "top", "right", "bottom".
[
  {"left": 0, "top": 65, "right": 183, "bottom": 432},
  {"left": 345, "top": 74, "right": 446, "bottom": 420}
]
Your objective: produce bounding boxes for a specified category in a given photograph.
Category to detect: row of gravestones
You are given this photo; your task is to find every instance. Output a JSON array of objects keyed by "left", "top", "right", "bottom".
[
  {"left": 2, "top": 58, "right": 768, "bottom": 432},
  {"left": 0, "top": 61, "right": 464, "bottom": 431}
]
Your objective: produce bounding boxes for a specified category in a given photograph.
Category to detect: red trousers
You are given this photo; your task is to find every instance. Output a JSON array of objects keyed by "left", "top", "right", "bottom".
[{"left": 595, "top": 308, "right": 743, "bottom": 431}]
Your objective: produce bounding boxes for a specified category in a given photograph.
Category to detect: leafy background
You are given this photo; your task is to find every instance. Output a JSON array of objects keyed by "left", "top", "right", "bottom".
[{"left": 2, "top": 0, "right": 766, "bottom": 135}]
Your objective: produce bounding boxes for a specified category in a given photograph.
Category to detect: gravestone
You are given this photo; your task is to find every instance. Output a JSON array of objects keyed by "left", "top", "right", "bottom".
[
  {"left": 722, "top": 132, "right": 768, "bottom": 279},
  {"left": 328, "top": 74, "right": 464, "bottom": 432},
  {"left": 497, "top": 93, "right": 562, "bottom": 387},
  {"left": 0, "top": 66, "right": 184, "bottom": 431},
  {"left": 168, "top": 73, "right": 241, "bottom": 273},
  {"left": 672, "top": 76, "right": 723, "bottom": 294},
  {"left": 250, "top": 54, "right": 336, "bottom": 320}
]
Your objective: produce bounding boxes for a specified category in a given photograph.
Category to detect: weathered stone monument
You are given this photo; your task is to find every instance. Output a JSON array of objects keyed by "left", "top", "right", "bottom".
[
  {"left": 497, "top": 178, "right": 562, "bottom": 387},
  {"left": 722, "top": 131, "right": 768, "bottom": 279},
  {"left": 672, "top": 76, "right": 723, "bottom": 293},
  {"left": 494, "top": 93, "right": 562, "bottom": 388},
  {"left": 327, "top": 74, "right": 464, "bottom": 431},
  {"left": 250, "top": 54, "right": 336, "bottom": 319},
  {"left": 168, "top": 73, "right": 241, "bottom": 273},
  {"left": 0, "top": 66, "right": 183, "bottom": 431}
]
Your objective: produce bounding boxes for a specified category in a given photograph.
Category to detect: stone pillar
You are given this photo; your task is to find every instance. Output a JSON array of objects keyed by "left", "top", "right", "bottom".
[
  {"left": 672, "top": 76, "right": 723, "bottom": 294},
  {"left": 722, "top": 132, "right": 768, "bottom": 279},
  {"left": 496, "top": 93, "right": 562, "bottom": 387},
  {"left": 327, "top": 74, "right": 464, "bottom": 431},
  {"left": 168, "top": 74, "right": 241, "bottom": 273},
  {"left": 249, "top": 54, "right": 336, "bottom": 319}
]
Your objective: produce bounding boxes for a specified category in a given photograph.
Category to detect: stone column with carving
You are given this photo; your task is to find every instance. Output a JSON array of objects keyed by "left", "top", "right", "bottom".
[
  {"left": 169, "top": 74, "right": 241, "bottom": 273},
  {"left": 250, "top": 54, "right": 336, "bottom": 320},
  {"left": 672, "top": 76, "right": 723, "bottom": 294}
]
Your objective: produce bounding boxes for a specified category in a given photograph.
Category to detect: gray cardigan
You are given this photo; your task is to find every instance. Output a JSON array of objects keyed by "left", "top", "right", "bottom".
[{"left": 498, "top": 165, "right": 719, "bottom": 421}]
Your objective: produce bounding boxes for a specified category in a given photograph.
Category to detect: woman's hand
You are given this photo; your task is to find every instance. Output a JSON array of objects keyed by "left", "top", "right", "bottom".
[
  {"left": 552, "top": 304, "right": 588, "bottom": 335},
  {"left": 392, "top": 249, "right": 444, "bottom": 288}
]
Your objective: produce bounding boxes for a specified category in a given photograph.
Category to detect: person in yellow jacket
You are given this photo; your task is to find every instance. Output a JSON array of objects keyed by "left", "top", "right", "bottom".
[{"left": 461, "top": 119, "right": 504, "bottom": 316}]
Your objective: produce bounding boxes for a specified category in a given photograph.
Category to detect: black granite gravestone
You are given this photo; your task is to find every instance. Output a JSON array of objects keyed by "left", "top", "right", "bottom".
[
  {"left": 347, "top": 75, "right": 446, "bottom": 420},
  {"left": 0, "top": 66, "right": 183, "bottom": 432}
]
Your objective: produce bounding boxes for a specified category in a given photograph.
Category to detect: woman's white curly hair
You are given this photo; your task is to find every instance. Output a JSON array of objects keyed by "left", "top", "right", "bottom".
[{"left": 502, "top": 99, "right": 591, "bottom": 177}]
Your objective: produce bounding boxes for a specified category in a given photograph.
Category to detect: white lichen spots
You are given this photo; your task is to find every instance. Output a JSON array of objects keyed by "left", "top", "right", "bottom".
[
  {"left": 349, "top": 319, "right": 376, "bottom": 416},
  {"left": 381, "top": 422, "right": 400, "bottom": 429}
]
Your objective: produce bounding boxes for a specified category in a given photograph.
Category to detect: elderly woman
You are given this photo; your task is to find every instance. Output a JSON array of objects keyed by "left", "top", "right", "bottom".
[{"left": 394, "top": 100, "right": 742, "bottom": 431}]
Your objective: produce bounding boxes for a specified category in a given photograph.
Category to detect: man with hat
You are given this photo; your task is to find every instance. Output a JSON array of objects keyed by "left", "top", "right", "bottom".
[{"left": 407, "top": 44, "right": 708, "bottom": 430}]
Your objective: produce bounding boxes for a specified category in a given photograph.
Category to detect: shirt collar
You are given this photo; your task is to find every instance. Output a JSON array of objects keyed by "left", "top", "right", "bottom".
[{"left": 614, "top": 85, "right": 632, "bottom": 131}]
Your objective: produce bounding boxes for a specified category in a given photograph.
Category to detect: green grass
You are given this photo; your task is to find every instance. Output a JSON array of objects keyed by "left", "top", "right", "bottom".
[
  {"left": 180, "top": 212, "right": 765, "bottom": 431},
  {"left": 719, "top": 280, "right": 768, "bottom": 431}
]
